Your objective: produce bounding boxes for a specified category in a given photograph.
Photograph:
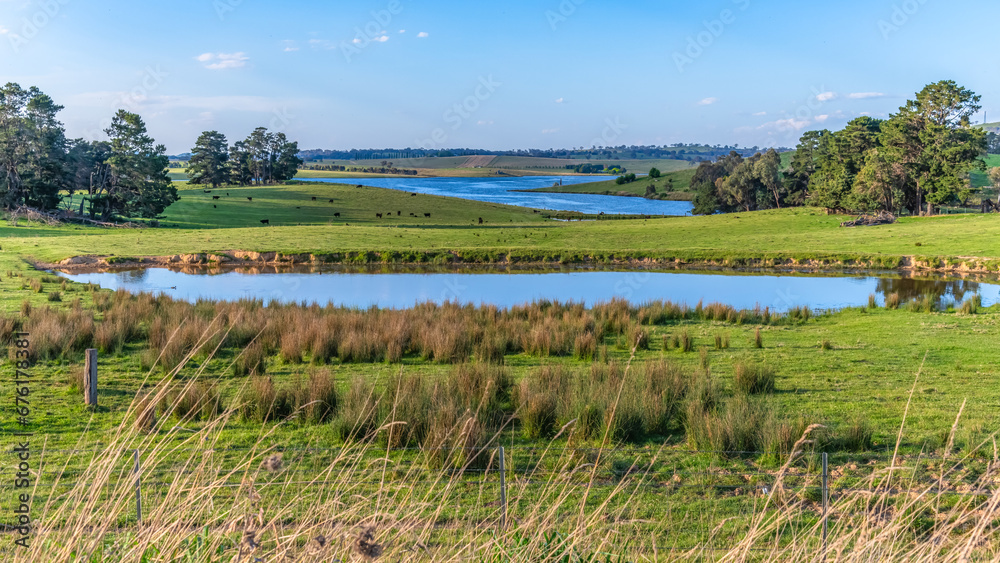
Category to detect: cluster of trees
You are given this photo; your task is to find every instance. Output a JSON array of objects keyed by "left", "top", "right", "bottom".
[
  {"left": 694, "top": 81, "right": 987, "bottom": 216},
  {"left": 691, "top": 150, "right": 786, "bottom": 214},
  {"left": 188, "top": 128, "right": 302, "bottom": 189},
  {"left": 615, "top": 173, "right": 638, "bottom": 185},
  {"left": 0, "top": 83, "right": 177, "bottom": 220}
]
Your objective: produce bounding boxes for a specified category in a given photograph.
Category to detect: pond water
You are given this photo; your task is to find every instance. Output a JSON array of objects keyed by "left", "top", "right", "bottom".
[
  {"left": 55, "top": 267, "right": 995, "bottom": 312},
  {"left": 296, "top": 176, "right": 694, "bottom": 216}
]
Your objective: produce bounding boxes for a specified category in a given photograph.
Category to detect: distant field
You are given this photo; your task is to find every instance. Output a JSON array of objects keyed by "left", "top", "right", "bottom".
[
  {"left": 529, "top": 168, "right": 698, "bottom": 200},
  {"left": 300, "top": 155, "right": 695, "bottom": 176},
  {"left": 160, "top": 182, "right": 546, "bottom": 229}
]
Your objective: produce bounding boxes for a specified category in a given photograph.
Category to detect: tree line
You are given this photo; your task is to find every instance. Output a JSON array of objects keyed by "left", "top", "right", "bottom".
[
  {"left": 0, "top": 82, "right": 177, "bottom": 221},
  {"left": 693, "top": 81, "right": 987, "bottom": 216},
  {"left": 187, "top": 128, "right": 302, "bottom": 189}
]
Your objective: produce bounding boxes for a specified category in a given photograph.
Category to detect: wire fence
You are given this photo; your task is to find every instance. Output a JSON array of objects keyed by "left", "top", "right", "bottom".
[{"left": 0, "top": 444, "right": 993, "bottom": 556}]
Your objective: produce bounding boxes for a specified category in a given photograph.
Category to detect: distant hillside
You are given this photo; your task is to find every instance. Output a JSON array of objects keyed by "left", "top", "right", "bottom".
[{"left": 977, "top": 122, "right": 1000, "bottom": 134}]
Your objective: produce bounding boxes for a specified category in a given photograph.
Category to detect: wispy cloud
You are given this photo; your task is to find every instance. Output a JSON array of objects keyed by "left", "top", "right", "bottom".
[
  {"left": 753, "top": 111, "right": 767, "bottom": 116},
  {"left": 541, "top": 128, "right": 559, "bottom": 134},
  {"left": 417, "top": 31, "right": 429, "bottom": 38},
  {"left": 759, "top": 118, "right": 811, "bottom": 131},
  {"left": 0, "top": 26, "right": 8, "bottom": 35},
  {"left": 477, "top": 120, "right": 494, "bottom": 126},
  {"left": 196, "top": 52, "right": 249, "bottom": 70},
  {"left": 848, "top": 92, "right": 885, "bottom": 99},
  {"left": 554, "top": 97, "right": 564, "bottom": 104},
  {"left": 282, "top": 40, "right": 299, "bottom": 52},
  {"left": 309, "top": 39, "right": 334, "bottom": 50},
  {"left": 398, "top": 29, "right": 406, "bottom": 33},
  {"left": 816, "top": 91, "right": 836, "bottom": 102},
  {"left": 815, "top": 114, "right": 830, "bottom": 122},
  {"left": 698, "top": 97, "right": 718, "bottom": 106}
]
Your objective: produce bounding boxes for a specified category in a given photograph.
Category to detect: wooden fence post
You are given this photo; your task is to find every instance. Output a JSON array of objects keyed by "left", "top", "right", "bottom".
[{"left": 84, "top": 349, "right": 97, "bottom": 406}]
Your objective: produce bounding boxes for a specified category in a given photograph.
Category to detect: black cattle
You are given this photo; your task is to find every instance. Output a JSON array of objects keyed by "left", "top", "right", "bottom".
[
  {"left": 203, "top": 190, "right": 211, "bottom": 193},
  {"left": 533, "top": 210, "right": 539, "bottom": 213},
  {"left": 356, "top": 185, "right": 363, "bottom": 188},
  {"left": 376, "top": 213, "right": 383, "bottom": 219},
  {"left": 397, "top": 211, "right": 401, "bottom": 216},
  {"left": 328, "top": 199, "right": 334, "bottom": 203},
  {"left": 409, "top": 213, "right": 415, "bottom": 217},
  {"left": 410, "top": 193, "right": 417, "bottom": 197},
  {"left": 311, "top": 196, "right": 317, "bottom": 201},
  {"left": 424, "top": 213, "right": 431, "bottom": 218},
  {"left": 334, "top": 212, "right": 340, "bottom": 217},
  {"left": 213, "top": 205, "right": 216, "bottom": 208},
  {"left": 247, "top": 197, "right": 253, "bottom": 202},
  {"left": 226, "top": 192, "right": 230, "bottom": 196},
  {"left": 260, "top": 219, "right": 269, "bottom": 225},
  {"left": 212, "top": 195, "right": 220, "bottom": 200},
  {"left": 478, "top": 217, "right": 483, "bottom": 224}
]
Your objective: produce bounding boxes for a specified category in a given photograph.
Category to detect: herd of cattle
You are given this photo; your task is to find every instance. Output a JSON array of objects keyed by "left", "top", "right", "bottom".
[{"left": 201, "top": 189, "right": 444, "bottom": 226}]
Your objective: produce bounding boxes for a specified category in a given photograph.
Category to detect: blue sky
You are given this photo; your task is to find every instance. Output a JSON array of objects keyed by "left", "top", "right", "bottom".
[{"left": 1, "top": 0, "right": 996, "bottom": 153}]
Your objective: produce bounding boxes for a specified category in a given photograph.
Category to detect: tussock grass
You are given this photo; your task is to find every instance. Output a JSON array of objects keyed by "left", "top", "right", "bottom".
[{"left": 733, "top": 360, "right": 776, "bottom": 395}]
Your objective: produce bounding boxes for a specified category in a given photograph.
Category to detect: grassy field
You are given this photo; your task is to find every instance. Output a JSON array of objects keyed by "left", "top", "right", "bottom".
[
  {"left": 6, "top": 181, "right": 1000, "bottom": 558},
  {"left": 297, "top": 154, "right": 695, "bottom": 179},
  {"left": 529, "top": 168, "right": 698, "bottom": 200}
]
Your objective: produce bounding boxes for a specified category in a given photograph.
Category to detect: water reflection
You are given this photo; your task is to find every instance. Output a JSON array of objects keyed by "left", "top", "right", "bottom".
[
  {"left": 55, "top": 266, "right": 1000, "bottom": 312},
  {"left": 874, "top": 277, "right": 980, "bottom": 307}
]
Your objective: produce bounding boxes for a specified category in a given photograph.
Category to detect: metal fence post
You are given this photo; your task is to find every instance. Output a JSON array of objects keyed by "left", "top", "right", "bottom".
[
  {"left": 134, "top": 449, "right": 143, "bottom": 524},
  {"left": 822, "top": 452, "right": 829, "bottom": 556},
  {"left": 498, "top": 446, "right": 507, "bottom": 530}
]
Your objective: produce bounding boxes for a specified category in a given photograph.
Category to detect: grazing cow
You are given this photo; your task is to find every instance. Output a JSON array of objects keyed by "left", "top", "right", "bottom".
[
  {"left": 311, "top": 196, "right": 317, "bottom": 201},
  {"left": 247, "top": 197, "right": 253, "bottom": 202},
  {"left": 296, "top": 206, "right": 301, "bottom": 209},
  {"left": 356, "top": 185, "right": 363, "bottom": 188},
  {"left": 376, "top": 213, "right": 383, "bottom": 219},
  {"left": 397, "top": 211, "right": 401, "bottom": 216},
  {"left": 334, "top": 212, "right": 341, "bottom": 217},
  {"left": 410, "top": 193, "right": 417, "bottom": 197},
  {"left": 424, "top": 213, "right": 431, "bottom": 218},
  {"left": 260, "top": 219, "right": 269, "bottom": 225},
  {"left": 409, "top": 213, "right": 415, "bottom": 217},
  {"left": 226, "top": 192, "right": 230, "bottom": 196},
  {"left": 478, "top": 217, "right": 483, "bottom": 225},
  {"left": 204, "top": 190, "right": 211, "bottom": 193},
  {"left": 212, "top": 195, "right": 220, "bottom": 200},
  {"left": 213, "top": 205, "right": 217, "bottom": 208},
  {"left": 328, "top": 199, "right": 334, "bottom": 203}
]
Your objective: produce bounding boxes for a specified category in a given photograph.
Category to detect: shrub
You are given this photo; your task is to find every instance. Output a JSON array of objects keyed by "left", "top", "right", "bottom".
[
  {"left": 959, "top": 294, "right": 982, "bottom": 315},
  {"left": 753, "top": 327, "right": 763, "bottom": 348},
  {"left": 302, "top": 369, "right": 338, "bottom": 423},
  {"left": 820, "top": 339, "right": 833, "bottom": 350},
  {"left": 868, "top": 294, "right": 877, "bottom": 309},
  {"left": 733, "top": 361, "right": 775, "bottom": 395},
  {"left": 47, "top": 291, "right": 61, "bottom": 302},
  {"left": 884, "top": 292, "right": 901, "bottom": 310},
  {"left": 233, "top": 341, "right": 267, "bottom": 376},
  {"left": 839, "top": 415, "right": 874, "bottom": 452},
  {"left": 333, "top": 376, "right": 381, "bottom": 441},
  {"left": 679, "top": 330, "right": 693, "bottom": 352}
]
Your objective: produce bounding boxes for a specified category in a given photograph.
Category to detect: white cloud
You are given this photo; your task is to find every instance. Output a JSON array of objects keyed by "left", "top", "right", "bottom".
[
  {"left": 541, "top": 128, "right": 559, "bottom": 134},
  {"left": 477, "top": 120, "right": 494, "bottom": 126},
  {"left": 815, "top": 114, "right": 830, "bottom": 122},
  {"left": 0, "top": 26, "right": 8, "bottom": 35},
  {"left": 417, "top": 31, "right": 429, "bottom": 38},
  {"left": 554, "top": 97, "right": 564, "bottom": 104},
  {"left": 816, "top": 91, "right": 836, "bottom": 102},
  {"left": 698, "top": 97, "right": 718, "bottom": 106},
  {"left": 309, "top": 39, "right": 334, "bottom": 49},
  {"left": 282, "top": 40, "right": 299, "bottom": 52},
  {"left": 352, "top": 38, "right": 362, "bottom": 44},
  {"left": 848, "top": 92, "right": 885, "bottom": 99},
  {"left": 759, "top": 118, "right": 811, "bottom": 131},
  {"left": 753, "top": 111, "right": 767, "bottom": 116},
  {"left": 373, "top": 35, "right": 389, "bottom": 42},
  {"left": 399, "top": 29, "right": 406, "bottom": 33},
  {"left": 196, "top": 52, "right": 249, "bottom": 70}
]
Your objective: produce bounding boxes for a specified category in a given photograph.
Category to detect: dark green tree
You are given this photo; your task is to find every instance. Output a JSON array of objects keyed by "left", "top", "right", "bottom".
[
  {"left": 880, "top": 80, "right": 986, "bottom": 215},
  {"left": 188, "top": 131, "right": 230, "bottom": 188},
  {"left": 93, "top": 110, "right": 177, "bottom": 220},
  {"left": 0, "top": 83, "right": 68, "bottom": 210},
  {"left": 648, "top": 167, "right": 661, "bottom": 178}
]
